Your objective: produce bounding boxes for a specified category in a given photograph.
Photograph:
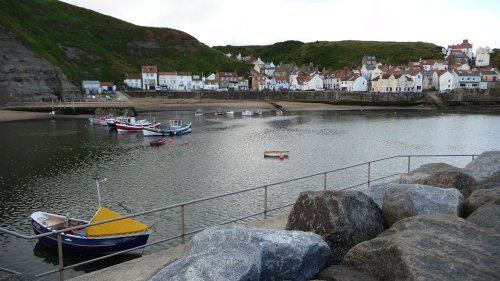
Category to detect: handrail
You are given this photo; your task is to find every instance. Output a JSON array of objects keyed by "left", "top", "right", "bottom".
[{"left": 0, "top": 154, "right": 478, "bottom": 279}]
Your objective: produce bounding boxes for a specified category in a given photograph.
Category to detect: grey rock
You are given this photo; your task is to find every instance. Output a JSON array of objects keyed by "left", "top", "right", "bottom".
[
  {"left": 472, "top": 170, "right": 500, "bottom": 192},
  {"left": 366, "top": 183, "right": 464, "bottom": 216},
  {"left": 286, "top": 191, "right": 385, "bottom": 265},
  {"left": 0, "top": 25, "right": 78, "bottom": 105},
  {"left": 463, "top": 187, "right": 500, "bottom": 217},
  {"left": 382, "top": 188, "right": 417, "bottom": 227},
  {"left": 398, "top": 163, "right": 476, "bottom": 197},
  {"left": 343, "top": 215, "right": 500, "bottom": 281},
  {"left": 466, "top": 199, "right": 500, "bottom": 232},
  {"left": 149, "top": 225, "right": 331, "bottom": 281},
  {"left": 316, "top": 265, "right": 378, "bottom": 281},
  {"left": 465, "top": 151, "right": 500, "bottom": 182}
]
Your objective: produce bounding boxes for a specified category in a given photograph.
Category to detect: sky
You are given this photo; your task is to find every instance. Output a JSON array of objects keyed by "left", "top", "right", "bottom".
[{"left": 61, "top": 0, "right": 500, "bottom": 49}]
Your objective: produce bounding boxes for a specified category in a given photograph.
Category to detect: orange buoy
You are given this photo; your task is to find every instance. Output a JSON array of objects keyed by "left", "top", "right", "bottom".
[
  {"left": 279, "top": 153, "right": 285, "bottom": 160},
  {"left": 184, "top": 140, "right": 189, "bottom": 145},
  {"left": 168, "top": 138, "right": 173, "bottom": 143}
]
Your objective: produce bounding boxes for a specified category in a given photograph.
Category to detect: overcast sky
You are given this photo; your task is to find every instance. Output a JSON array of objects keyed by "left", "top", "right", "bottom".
[{"left": 61, "top": 0, "right": 500, "bottom": 49}]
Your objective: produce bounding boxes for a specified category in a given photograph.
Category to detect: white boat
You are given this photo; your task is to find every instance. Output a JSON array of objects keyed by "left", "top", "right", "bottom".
[
  {"left": 264, "top": 151, "right": 289, "bottom": 158},
  {"left": 226, "top": 110, "right": 235, "bottom": 116},
  {"left": 214, "top": 108, "right": 224, "bottom": 116},
  {"left": 275, "top": 110, "right": 283, "bottom": 116},
  {"left": 255, "top": 110, "right": 263, "bottom": 115},
  {"left": 242, "top": 110, "right": 253, "bottom": 116},
  {"left": 142, "top": 119, "right": 192, "bottom": 136},
  {"left": 116, "top": 117, "right": 158, "bottom": 132}
]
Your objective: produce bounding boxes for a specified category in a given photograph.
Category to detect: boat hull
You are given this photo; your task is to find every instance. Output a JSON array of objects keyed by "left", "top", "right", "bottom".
[
  {"left": 143, "top": 123, "right": 191, "bottom": 136},
  {"left": 31, "top": 218, "right": 149, "bottom": 254},
  {"left": 264, "top": 151, "right": 289, "bottom": 158}
]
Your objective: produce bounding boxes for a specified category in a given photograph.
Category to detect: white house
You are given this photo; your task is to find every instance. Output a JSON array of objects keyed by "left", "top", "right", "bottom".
[
  {"left": 432, "top": 71, "right": 454, "bottom": 93},
  {"left": 394, "top": 74, "right": 415, "bottom": 93},
  {"left": 297, "top": 74, "right": 323, "bottom": 91},
  {"left": 176, "top": 72, "right": 192, "bottom": 91},
  {"left": 82, "top": 80, "right": 100, "bottom": 94},
  {"left": 158, "top": 71, "right": 177, "bottom": 90},
  {"left": 99, "top": 82, "right": 116, "bottom": 93},
  {"left": 264, "top": 62, "right": 276, "bottom": 77},
  {"left": 351, "top": 76, "right": 368, "bottom": 92},
  {"left": 447, "top": 39, "right": 473, "bottom": 60},
  {"left": 191, "top": 74, "right": 204, "bottom": 91},
  {"left": 406, "top": 70, "right": 423, "bottom": 92},
  {"left": 452, "top": 70, "right": 483, "bottom": 90},
  {"left": 124, "top": 74, "right": 142, "bottom": 89},
  {"left": 475, "top": 46, "right": 492, "bottom": 67},
  {"left": 203, "top": 79, "right": 219, "bottom": 90},
  {"left": 142, "top": 65, "right": 158, "bottom": 90}
]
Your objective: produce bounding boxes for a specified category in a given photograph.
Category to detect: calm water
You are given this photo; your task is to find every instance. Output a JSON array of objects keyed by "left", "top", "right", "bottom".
[{"left": 1, "top": 109, "right": 499, "bottom": 279}]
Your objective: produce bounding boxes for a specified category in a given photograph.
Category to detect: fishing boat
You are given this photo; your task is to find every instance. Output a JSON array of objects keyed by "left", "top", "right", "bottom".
[
  {"left": 116, "top": 117, "right": 158, "bottom": 132},
  {"left": 88, "top": 115, "right": 106, "bottom": 125},
  {"left": 150, "top": 139, "right": 166, "bottom": 146},
  {"left": 142, "top": 119, "right": 192, "bottom": 136},
  {"left": 195, "top": 108, "right": 204, "bottom": 116},
  {"left": 106, "top": 116, "right": 132, "bottom": 128},
  {"left": 30, "top": 177, "right": 150, "bottom": 254},
  {"left": 264, "top": 150, "right": 289, "bottom": 158}
]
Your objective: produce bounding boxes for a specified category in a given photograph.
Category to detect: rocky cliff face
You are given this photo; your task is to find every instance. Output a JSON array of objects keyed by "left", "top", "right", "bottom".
[{"left": 0, "top": 25, "right": 78, "bottom": 105}]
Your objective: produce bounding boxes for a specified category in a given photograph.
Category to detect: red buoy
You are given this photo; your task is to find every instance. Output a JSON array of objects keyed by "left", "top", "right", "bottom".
[
  {"left": 184, "top": 140, "right": 189, "bottom": 145},
  {"left": 168, "top": 138, "right": 173, "bottom": 143},
  {"left": 279, "top": 153, "right": 285, "bottom": 160}
]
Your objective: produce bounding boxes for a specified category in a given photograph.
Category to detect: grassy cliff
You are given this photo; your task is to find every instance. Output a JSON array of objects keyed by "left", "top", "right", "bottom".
[
  {"left": 0, "top": 0, "right": 248, "bottom": 85},
  {"left": 214, "top": 40, "right": 445, "bottom": 69}
]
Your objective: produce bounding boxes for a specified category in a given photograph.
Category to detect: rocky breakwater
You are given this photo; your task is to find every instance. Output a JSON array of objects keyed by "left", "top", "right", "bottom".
[
  {"left": 148, "top": 151, "right": 499, "bottom": 281},
  {"left": 0, "top": 25, "right": 78, "bottom": 105}
]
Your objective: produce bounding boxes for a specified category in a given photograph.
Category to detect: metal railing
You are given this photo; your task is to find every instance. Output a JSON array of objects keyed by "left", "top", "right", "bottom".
[{"left": 0, "top": 154, "right": 477, "bottom": 280}]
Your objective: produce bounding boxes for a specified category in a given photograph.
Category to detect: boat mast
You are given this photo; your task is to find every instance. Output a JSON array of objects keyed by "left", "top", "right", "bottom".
[{"left": 93, "top": 175, "right": 102, "bottom": 208}]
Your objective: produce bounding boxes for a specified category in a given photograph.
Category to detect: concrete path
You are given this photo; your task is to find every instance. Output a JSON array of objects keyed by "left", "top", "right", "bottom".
[{"left": 68, "top": 214, "right": 288, "bottom": 281}]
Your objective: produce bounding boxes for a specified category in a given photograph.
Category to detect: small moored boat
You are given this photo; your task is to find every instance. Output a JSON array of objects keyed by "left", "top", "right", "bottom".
[
  {"left": 264, "top": 150, "right": 289, "bottom": 158},
  {"left": 195, "top": 108, "right": 204, "bottom": 116},
  {"left": 150, "top": 139, "right": 166, "bottom": 146},
  {"left": 31, "top": 177, "right": 150, "bottom": 254},
  {"left": 143, "top": 119, "right": 191, "bottom": 136},
  {"left": 242, "top": 110, "right": 253, "bottom": 116}
]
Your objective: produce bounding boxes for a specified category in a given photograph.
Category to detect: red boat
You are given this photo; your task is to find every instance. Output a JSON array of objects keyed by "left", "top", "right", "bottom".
[
  {"left": 150, "top": 139, "right": 166, "bottom": 146},
  {"left": 115, "top": 117, "right": 159, "bottom": 132}
]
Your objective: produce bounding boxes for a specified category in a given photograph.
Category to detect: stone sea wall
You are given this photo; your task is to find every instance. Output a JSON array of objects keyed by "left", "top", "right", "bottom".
[{"left": 148, "top": 151, "right": 500, "bottom": 281}]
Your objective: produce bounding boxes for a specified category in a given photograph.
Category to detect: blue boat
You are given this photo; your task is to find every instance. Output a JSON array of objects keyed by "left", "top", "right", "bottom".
[
  {"left": 142, "top": 119, "right": 191, "bottom": 136},
  {"left": 30, "top": 178, "right": 150, "bottom": 254}
]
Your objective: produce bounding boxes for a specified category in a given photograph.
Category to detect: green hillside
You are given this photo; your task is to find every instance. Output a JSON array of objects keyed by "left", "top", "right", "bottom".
[
  {"left": 214, "top": 40, "right": 445, "bottom": 69},
  {"left": 0, "top": 0, "right": 248, "bottom": 85},
  {"left": 491, "top": 49, "right": 500, "bottom": 69}
]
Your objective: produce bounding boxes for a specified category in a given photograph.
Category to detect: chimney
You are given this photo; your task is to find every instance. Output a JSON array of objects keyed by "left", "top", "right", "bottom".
[{"left": 463, "top": 39, "right": 469, "bottom": 44}]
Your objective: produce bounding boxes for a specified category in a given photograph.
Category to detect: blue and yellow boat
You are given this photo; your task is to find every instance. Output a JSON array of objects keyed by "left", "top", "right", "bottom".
[{"left": 31, "top": 207, "right": 150, "bottom": 254}]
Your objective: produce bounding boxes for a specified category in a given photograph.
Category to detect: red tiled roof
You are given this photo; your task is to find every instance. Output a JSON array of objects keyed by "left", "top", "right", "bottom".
[
  {"left": 100, "top": 82, "right": 114, "bottom": 86},
  {"left": 177, "top": 72, "right": 192, "bottom": 76},
  {"left": 448, "top": 40, "right": 472, "bottom": 49},
  {"left": 158, "top": 71, "right": 177, "bottom": 75},
  {"left": 142, "top": 65, "right": 158, "bottom": 73},
  {"left": 275, "top": 76, "right": 287, "bottom": 82}
]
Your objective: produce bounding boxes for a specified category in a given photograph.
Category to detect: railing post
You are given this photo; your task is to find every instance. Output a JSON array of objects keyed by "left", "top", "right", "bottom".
[
  {"left": 323, "top": 172, "right": 327, "bottom": 191},
  {"left": 367, "top": 162, "right": 371, "bottom": 188},
  {"left": 57, "top": 233, "right": 64, "bottom": 281},
  {"left": 264, "top": 186, "right": 268, "bottom": 219},
  {"left": 180, "top": 205, "right": 186, "bottom": 244},
  {"left": 472, "top": 155, "right": 475, "bottom": 160},
  {"left": 407, "top": 156, "right": 411, "bottom": 173}
]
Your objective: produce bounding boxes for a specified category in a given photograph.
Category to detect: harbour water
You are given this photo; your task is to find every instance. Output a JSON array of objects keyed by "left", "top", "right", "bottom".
[{"left": 1, "top": 109, "right": 499, "bottom": 279}]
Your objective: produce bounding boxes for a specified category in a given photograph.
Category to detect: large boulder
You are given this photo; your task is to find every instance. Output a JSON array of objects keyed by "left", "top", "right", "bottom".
[
  {"left": 381, "top": 188, "right": 417, "bottom": 227},
  {"left": 398, "top": 163, "right": 476, "bottom": 197},
  {"left": 472, "top": 170, "right": 500, "bottom": 192},
  {"left": 343, "top": 215, "right": 500, "bottom": 281},
  {"left": 466, "top": 199, "right": 500, "bottom": 232},
  {"left": 149, "top": 225, "right": 331, "bottom": 281},
  {"left": 286, "top": 191, "right": 385, "bottom": 264},
  {"left": 465, "top": 151, "right": 500, "bottom": 182},
  {"left": 316, "top": 265, "right": 378, "bottom": 281},
  {"left": 462, "top": 187, "right": 500, "bottom": 217},
  {"left": 366, "top": 183, "right": 464, "bottom": 216}
]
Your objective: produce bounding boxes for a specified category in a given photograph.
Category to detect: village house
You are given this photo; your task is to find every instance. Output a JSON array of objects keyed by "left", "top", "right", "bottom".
[
  {"left": 344, "top": 75, "right": 368, "bottom": 92},
  {"left": 124, "top": 74, "right": 142, "bottom": 89},
  {"left": 433, "top": 70, "right": 455, "bottom": 93},
  {"left": 191, "top": 74, "right": 204, "bottom": 91},
  {"left": 99, "top": 82, "right": 116, "bottom": 93},
  {"left": 447, "top": 39, "right": 473, "bottom": 60},
  {"left": 452, "top": 70, "right": 484, "bottom": 90},
  {"left": 274, "top": 63, "right": 296, "bottom": 82},
  {"left": 480, "top": 70, "right": 499, "bottom": 89},
  {"left": 405, "top": 70, "right": 423, "bottom": 92},
  {"left": 142, "top": 65, "right": 158, "bottom": 90},
  {"left": 176, "top": 72, "right": 192, "bottom": 91},
  {"left": 216, "top": 72, "right": 241, "bottom": 90},
  {"left": 203, "top": 79, "right": 219, "bottom": 91},
  {"left": 296, "top": 74, "right": 323, "bottom": 91},
  {"left": 82, "top": 80, "right": 100, "bottom": 94},
  {"left": 371, "top": 74, "right": 394, "bottom": 93},
  {"left": 475, "top": 46, "right": 492, "bottom": 67},
  {"left": 158, "top": 71, "right": 177, "bottom": 90},
  {"left": 275, "top": 76, "right": 289, "bottom": 90}
]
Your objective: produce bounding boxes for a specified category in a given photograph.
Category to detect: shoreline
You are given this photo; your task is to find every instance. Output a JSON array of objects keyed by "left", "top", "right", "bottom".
[{"left": 1, "top": 98, "right": 498, "bottom": 123}]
